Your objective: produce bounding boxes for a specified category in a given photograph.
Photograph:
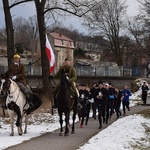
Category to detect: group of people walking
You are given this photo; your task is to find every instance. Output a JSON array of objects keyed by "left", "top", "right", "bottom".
[
  {"left": 1, "top": 55, "right": 149, "bottom": 130},
  {"left": 77, "top": 82, "right": 132, "bottom": 129}
]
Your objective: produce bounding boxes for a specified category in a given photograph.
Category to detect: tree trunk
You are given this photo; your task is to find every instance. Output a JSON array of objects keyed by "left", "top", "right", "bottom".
[
  {"left": 2, "top": 0, "right": 14, "bottom": 67},
  {"left": 34, "top": 0, "right": 52, "bottom": 102}
]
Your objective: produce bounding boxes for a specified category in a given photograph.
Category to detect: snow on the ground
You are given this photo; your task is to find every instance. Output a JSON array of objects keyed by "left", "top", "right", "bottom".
[
  {"left": 0, "top": 78, "right": 149, "bottom": 150},
  {"left": 78, "top": 115, "right": 150, "bottom": 150}
]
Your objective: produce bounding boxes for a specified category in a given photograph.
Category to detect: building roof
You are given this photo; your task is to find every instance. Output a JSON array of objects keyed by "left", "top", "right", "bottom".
[{"left": 49, "top": 32, "right": 73, "bottom": 42}]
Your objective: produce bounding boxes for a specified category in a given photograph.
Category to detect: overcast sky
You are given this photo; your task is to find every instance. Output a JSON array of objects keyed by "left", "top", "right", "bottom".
[{"left": 0, "top": 0, "right": 140, "bottom": 34}]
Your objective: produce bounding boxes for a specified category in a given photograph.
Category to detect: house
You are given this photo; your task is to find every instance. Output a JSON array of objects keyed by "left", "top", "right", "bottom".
[{"left": 48, "top": 32, "right": 75, "bottom": 69}]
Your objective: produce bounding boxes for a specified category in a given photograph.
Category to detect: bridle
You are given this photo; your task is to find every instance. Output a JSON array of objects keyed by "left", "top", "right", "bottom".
[
  {"left": 60, "top": 72, "right": 70, "bottom": 89},
  {"left": 0, "top": 79, "right": 20, "bottom": 103}
]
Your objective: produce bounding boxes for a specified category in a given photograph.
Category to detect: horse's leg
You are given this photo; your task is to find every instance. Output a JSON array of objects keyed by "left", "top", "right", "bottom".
[
  {"left": 24, "top": 114, "right": 28, "bottom": 134},
  {"left": 8, "top": 110, "right": 14, "bottom": 136},
  {"left": 17, "top": 119, "right": 23, "bottom": 136},
  {"left": 59, "top": 111, "right": 63, "bottom": 136},
  {"left": 71, "top": 108, "right": 77, "bottom": 134},
  {"left": 14, "top": 105, "right": 23, "bottom": 136},
  {"left": 64, "top": 112, "right": 70, "bottom": 136}
]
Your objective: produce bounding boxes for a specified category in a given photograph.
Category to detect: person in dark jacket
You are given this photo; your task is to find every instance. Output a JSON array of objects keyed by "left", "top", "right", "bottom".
[
  {"left": 78, "top": 84, "right": 89, "bottom": 128},
  {"left": 95, "top": 82, "right": 109, "bottom": 128},
  {"left": 141, "top": 82, "right": 149, "bottom": 106},
  {"left": 108, "top": 82, "right": 115, "bottom": 118},
  {"left": 114, "top": 86, "right": 122, "bottom": 118},
  {"left": 85, "top": 86, "right": 93, "bottom": 125},
  {"left": 122, "top": 85, "right": 132, "bottom": 115},
  {"left": 90, "top": 83, "right": 97, "bottom": 119}
]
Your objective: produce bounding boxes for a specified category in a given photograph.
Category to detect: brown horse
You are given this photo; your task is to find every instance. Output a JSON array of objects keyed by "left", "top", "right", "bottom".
[{"left": 55, "top": 69, "right": 77, "bottom": 136}]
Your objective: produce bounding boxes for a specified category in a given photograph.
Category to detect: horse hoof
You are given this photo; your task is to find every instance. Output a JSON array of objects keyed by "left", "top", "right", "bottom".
[
  {"left": 9, "top": 134, "right": 14, "bottom": 136},
  {"left": 59, "top": 132, "right": 63, "bottom": 136},
  {"left": 71, "top": 131, "right": 75, "bottom": 134},
  {"left": 98, "top": 126, "right": 102, "bottom": 129},
  {"left": 64, "top": 133, "right": 69, "bottom": 136}
]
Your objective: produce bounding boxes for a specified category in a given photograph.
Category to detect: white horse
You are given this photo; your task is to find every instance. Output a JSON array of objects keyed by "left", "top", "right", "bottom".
[{"left": 0, "top": 78, "right": 41, "bottom": 136}]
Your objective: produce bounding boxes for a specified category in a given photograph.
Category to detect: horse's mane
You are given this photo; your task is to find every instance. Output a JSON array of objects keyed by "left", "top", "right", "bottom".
[{"left": 10, "top": 79, "right": 19, "bottom": 90}]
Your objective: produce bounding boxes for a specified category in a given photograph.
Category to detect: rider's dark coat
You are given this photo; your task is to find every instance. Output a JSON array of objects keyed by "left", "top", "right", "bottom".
[{"left": 2, "top": 62, "right": 26, "bottom": 85}]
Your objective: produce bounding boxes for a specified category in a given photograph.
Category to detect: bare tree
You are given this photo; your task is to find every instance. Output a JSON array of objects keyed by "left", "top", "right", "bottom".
[
  {"left": 127, "top": 15, "right": 147, "bottom": 66},
  {"left": 83, "top": 0, "right": 127, "bottom": 66},
  {"left": 13, "top": 16, "right": 39, "bottom": 62},
  {"left": 2, "top": 0, "right": 15, "bottom": 66},
  {"left": 138, "top": 0, "right": 150, "bottom": 58},
  {"left": 2, "top": 0, "right": 97, "bottom": 102},
  {"left": 2, "top": 0, "right": 33, "bottom": 66},
  {"left": 33, "top": 0, "right": 97, "bottom": 100}
]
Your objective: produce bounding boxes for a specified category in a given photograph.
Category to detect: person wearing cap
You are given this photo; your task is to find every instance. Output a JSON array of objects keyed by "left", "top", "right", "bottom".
[
  {"left": 141, "top": 82, "right": 149, "bottom": 106},
  {"left": 1, "top": 54, "right": 34, "bottom": 108},
  {"left": 51, "top": 58, "right": 82, "bottom": 109}
]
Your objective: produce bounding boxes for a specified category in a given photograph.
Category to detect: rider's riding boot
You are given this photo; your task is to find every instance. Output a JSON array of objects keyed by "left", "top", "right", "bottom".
[
  {"left": 74, "top": 96, "right": 82, "bottom": 109},
  {"left": 26, "top": 93, "right": 34, "bottom": 108}
]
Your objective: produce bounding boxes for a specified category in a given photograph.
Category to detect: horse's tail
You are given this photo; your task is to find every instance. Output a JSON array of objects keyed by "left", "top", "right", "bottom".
[
  {"left": 26, "top": 94, "right": 42, "bottom": 115},
  {"left": 33, "top": 93, "right": 42, "bottom": 109}
]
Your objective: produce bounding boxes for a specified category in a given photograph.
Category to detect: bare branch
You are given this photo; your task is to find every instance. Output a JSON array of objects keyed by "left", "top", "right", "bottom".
[{"left": 9, "top": 0, "right": 33, "bottom": 9}]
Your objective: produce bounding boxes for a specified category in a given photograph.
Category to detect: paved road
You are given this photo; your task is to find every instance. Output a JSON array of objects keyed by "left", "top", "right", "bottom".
[{"left": 5, "top": 99, "right": 150, "bottom": 150}]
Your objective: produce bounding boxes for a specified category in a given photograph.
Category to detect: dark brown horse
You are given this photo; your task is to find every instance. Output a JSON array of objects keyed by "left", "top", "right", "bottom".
[{"left": 55, "top": 69, "right": 77, "bottom": 136}]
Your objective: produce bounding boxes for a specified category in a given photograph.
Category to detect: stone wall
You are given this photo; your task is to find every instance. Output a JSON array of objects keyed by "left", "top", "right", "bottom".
[{"left": 26, "top": 76, "right": 138, "bottom": 92}]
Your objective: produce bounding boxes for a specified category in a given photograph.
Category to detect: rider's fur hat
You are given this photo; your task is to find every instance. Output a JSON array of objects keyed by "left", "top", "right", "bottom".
[{"left": 13, "top": 54, "right": 20, "bottom": 58}]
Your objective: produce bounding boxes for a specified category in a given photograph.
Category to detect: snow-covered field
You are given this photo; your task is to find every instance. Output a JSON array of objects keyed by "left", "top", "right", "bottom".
[{"left": 0, "top": 78, "right": 150, "bottom": 150}]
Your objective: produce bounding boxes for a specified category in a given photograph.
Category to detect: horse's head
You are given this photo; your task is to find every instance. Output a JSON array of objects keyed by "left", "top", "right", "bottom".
[
  {"left": 60, "top": 69, "right": 70, "bottom": 87},
  {"left": 0, "top": 78, "right": 11, "bottom": 97}
]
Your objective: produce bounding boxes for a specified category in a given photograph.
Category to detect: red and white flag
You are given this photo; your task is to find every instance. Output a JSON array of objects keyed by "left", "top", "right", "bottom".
[{"left": 46, "top": 34, "right": 55, "bottom": 74}]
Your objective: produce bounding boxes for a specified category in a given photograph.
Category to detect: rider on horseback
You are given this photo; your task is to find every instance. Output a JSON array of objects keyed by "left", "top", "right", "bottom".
[
  {"left": 51, "top": 58, "right": 82, "bottom": 109},
  {"left": 1, "top": 54, "right": 34, "bottom": 108}
]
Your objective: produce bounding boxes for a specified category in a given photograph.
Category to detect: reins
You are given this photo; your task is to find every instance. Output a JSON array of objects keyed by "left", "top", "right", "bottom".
[{"left": 8, "top": 83, "right": 17, "bottom": 95}]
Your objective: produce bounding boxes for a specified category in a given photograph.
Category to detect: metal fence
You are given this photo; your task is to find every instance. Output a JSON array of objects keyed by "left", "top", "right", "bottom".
[
  {"left": 75, "top": 66, "right": 147, "bottom": 77},
  {"left": 0, "top": 65, "right": 147, "bottom": 77}
]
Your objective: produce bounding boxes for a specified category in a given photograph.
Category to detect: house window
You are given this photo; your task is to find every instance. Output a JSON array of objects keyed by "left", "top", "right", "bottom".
[
  {"left": 70, "top": 41, "right": 72, "bottom": 46},
  {"left": 61, "top": 40, "right": 64, "bottom": 45}
]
